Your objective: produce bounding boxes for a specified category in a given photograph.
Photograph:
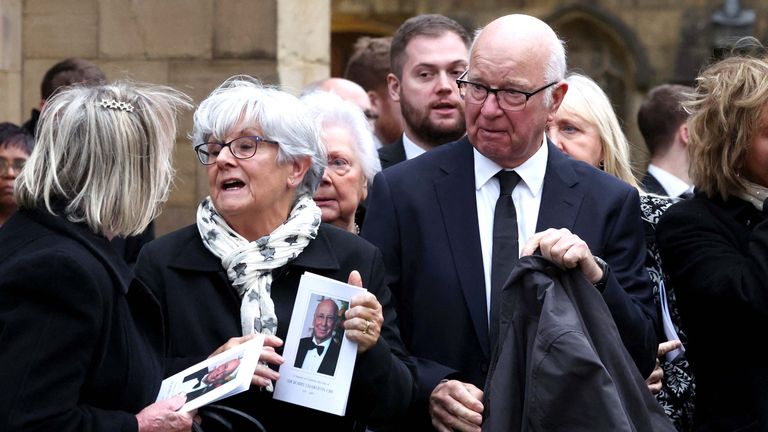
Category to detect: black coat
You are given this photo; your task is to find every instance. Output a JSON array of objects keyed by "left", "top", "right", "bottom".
[
  {"left": 483, "top": 256, "right": 675, "bottom": 431},
  {"left": 0, "top": 209, "right": 164, "bottom": 432},
  {"left": 133, "top": 223, "right": 415, "bottom": 431},
  {"left": 657, "top": 194, "right": 768, "bottom": 431},
  {"left": 641, "top": 172, "right": 668, "bottom": 196}
]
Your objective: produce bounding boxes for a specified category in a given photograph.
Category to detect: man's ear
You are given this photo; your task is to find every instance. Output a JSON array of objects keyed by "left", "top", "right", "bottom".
[
  {"left": 678, "top": 123, "right": 690, "bottom": 148},
  {"left": 387, "top": 73, "right": 401, "bottom": 103},
  {"left": 546, "top": 82, "right": 568, "bottom": 122}
]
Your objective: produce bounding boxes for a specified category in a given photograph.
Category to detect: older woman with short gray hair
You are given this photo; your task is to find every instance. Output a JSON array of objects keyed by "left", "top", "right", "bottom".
[
  {"left": 134, "top": 76, "right": 414, "bottom": 431},
  {"left": 302, "top": 90, "right": 381, "bottom": 233}
]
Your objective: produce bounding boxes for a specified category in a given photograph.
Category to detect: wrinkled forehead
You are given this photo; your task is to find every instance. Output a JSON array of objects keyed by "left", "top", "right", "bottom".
[
  {"left": 469, "top": 48, "right": 545, "bottom": 89},
  {"left": 315, "top": 300, "right": 338, "bottom": 316}
]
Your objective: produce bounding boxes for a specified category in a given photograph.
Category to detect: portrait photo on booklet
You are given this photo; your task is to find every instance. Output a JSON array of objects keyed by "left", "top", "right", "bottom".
[
  {"left": 274, "top": 272, "right": 362, "bottom": 415},
  {"left": 156, "top": 334, "right": 264, "bottom": 412}
]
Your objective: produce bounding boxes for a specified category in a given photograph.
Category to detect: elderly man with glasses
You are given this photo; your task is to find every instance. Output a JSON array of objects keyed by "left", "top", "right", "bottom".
[{"left": 362, "top": 14, "right": 657, "bottom": 432}]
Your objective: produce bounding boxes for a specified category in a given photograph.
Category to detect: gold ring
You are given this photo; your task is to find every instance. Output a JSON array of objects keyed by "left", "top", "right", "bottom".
[{"left": 362, "top": 319, "right": 371, "bottom": 335}]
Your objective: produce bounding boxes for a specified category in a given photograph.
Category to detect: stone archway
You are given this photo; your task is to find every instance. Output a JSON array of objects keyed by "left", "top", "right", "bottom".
[
  {"left": 547, "top": 4, "right": 654, "bottom": 171},
  {"left": 330, "top": 16, "right": 401, "bottom": 77}
]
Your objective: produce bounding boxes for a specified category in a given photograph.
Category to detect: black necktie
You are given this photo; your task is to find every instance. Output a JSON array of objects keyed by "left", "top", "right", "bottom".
[
  {"left": 309, "top": 342, "right": 325, "bottom": 355},
  {"left": 490, "top": 170, "right": 520, "bottom": 347},
  {"left": 678, "top": 191, "right": 694, "bottom": 200}
]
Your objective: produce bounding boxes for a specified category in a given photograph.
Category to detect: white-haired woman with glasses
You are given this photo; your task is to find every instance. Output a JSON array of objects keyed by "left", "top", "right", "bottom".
[
  {"left": 302, "top": 90, "right": 381, "bottom": 233},
  {"left": 134, "top": 76, "right": 415, "bottom": 431},
  {"left": 0, "top": 82, "right": 194, "bottom": 431}
]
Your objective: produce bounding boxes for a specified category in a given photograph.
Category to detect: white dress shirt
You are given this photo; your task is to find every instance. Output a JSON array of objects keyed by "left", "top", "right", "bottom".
[
  {"left": 475, "top": 136, "right": 548, "bottom": 320},
  {"left": 647, "top": 164, "right": 693, "bottom": 200},
  {"left": 402, "top": 133, "right": 427, "bottom": 160},
  {"left": 300, "top": 336, "right": 332, "bottom": 372}
]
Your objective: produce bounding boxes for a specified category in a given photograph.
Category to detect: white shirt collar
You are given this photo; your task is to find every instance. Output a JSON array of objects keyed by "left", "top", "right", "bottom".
[
  {"left": 474, "top": 134, "right": 548, "bottom": 196},
  {"left": 312, "top": 336, "right": 333, "bottom": 348},
  {"left": 402, "top": 133, "right": 427, "bottom": 160},
  {"left": 647, "top": 164, "right": 693, "bottom": 197}
]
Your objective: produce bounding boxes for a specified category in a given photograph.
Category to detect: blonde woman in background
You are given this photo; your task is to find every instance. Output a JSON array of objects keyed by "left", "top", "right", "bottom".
[{"left": 547, "top": 72, "right": 695, "bottom": 430}]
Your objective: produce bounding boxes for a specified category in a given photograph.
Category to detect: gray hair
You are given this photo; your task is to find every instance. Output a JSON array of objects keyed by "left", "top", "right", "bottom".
[
  {"left": 543, "top": 36, "right": 567, "bottom": 106},
  {"left": 15, "top": 81, "right": 191, "bottom": 237},
  {"left": 192, "top": 76, "right": 326, "bottom": 198},
  {"left": 300, "top": 90, "right": 381, "bottom": 183}
]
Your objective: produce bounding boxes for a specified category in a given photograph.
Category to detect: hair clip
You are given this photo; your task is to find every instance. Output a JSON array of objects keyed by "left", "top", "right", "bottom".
[{"left": 98, "top": 98, "right": 135, "bottom": 112}]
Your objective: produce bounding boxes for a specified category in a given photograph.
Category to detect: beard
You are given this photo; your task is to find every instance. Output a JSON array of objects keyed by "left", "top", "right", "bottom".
[{"left": 400, "top": 94, "right": 466, "bottom": 147}]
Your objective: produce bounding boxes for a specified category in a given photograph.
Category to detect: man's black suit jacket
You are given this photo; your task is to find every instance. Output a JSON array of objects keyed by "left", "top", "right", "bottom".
[
  {"left": 362, "top": 136, "right": 657, "bottom": 427},
  {"left": 377, "top": 136, "right": 406, "bottom": 169},
  {"left": 294, "top": 336, "right": 342, "bottom": 376},
  {"left": 641, "top": 172, "right": 668, "bottom": 196}
]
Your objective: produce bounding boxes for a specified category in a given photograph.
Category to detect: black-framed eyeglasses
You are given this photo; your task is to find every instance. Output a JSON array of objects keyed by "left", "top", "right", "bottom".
[
  {"left": 456, "top": 71, "right": 557, "bottom": 112},
  {"left": 194, "top": 136, "right": 278, "bottom": 165},
  {"left": 0, "top": 158, "right": 26, "bottom": 175}
]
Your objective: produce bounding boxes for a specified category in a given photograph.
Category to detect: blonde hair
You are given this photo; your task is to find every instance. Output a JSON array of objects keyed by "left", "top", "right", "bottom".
[
  {"left": 686, "top": 55, "right": 768, "bottom": 199},
  {"left": 15, "top": 81, "right": 191, "bottom": 236},
  {"left": 562, "top": 73, "right": 639, "bottom": 188}
]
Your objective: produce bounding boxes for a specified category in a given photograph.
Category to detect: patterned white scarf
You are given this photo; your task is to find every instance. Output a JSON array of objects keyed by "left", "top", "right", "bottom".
[{"left": 197, "top": 195, "right": 321, "bottom": 338}]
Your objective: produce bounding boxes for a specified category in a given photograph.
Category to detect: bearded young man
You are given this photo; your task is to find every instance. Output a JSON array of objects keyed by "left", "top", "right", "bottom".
[{"left": 379, "top": 14, "right": 471, "bottom": 169}]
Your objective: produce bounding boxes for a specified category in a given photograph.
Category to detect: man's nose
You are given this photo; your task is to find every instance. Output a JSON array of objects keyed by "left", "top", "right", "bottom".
[
  {"left": 436, "top": 71, "right": 454, "bottom": 93},
  {"left": 480, "top": 91, "right": 504, "bottom": 117}
]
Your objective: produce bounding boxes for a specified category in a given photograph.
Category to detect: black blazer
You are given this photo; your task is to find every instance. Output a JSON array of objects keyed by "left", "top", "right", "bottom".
[
  {"left": 657, "top": 194, "right": 768, "bottom": 431},
  {"left": 641, "top": 172, "right": 668, "bottom": 196},
  {"left": 134, "top": 223, "right": 415, "bottom": 431},
  {"left": 362, "top": 137, "right": 657, "bottom": 427},
  {"left": 484, "top": 256, "right": 674, "bottom": 431},
  {"left": 294, "top": 336, "right": 342, "bottom": 376},
  {"left": 378, "top": 136, "right": 406, "bottom": 169},
  {"left": 0, "top": 209, "right": 164, "bottom": 432}
]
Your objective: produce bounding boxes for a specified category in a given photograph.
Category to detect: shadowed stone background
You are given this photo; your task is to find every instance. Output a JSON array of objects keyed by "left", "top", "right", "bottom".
[{"left": 1, "top": 0, "right": 766, "bottom": 234}]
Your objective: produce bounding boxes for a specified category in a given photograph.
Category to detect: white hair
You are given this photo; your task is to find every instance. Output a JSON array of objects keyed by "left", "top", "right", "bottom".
[
  {"left": 300, "top": 90, "right": 381, "bottom": 183},
  {"left": 15, "top": 81, "right": 191, "bottom": 236},
  {"left": 191, "top": 76, "right": 326, "bottom": 198}
]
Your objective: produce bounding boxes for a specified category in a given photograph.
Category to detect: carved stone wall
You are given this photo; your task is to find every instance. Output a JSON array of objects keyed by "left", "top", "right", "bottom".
[
  {"left": 0, "top": 0, "right": 330, "bottom": 234},
  {"left": 331, "top": 0, "right": 768, "bottom": 172}
]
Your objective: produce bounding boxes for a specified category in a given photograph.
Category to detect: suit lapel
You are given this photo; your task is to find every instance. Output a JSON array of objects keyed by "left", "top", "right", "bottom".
[
  {"left": 319, "top": 340, "right": 340, "bottom": 374},
  {"left": 536, "top": 142, "right": 584, "bottom": 232},
  {"left": 434, "top": 138, "right": 491, "bottom": 357},
  {"left": 378, "top": 136, "right": 407, "bottom": 169}
]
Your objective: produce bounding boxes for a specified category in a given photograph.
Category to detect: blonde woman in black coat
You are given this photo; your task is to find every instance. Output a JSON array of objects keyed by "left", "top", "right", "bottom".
[
  {"left": 0, "top": 82, "right": 193, "bottom": 432},
  {"left": 657, "top": 55, "right": 768, "bottom": 431}
]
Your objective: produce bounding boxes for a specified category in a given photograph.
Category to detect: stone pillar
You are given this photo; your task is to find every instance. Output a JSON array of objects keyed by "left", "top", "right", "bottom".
[
  {"left": 277, "top": 0, "right": 330, "bottom": 95},
  {"left": 0, "top": 0, "right": 23, "bottom": 124}
]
